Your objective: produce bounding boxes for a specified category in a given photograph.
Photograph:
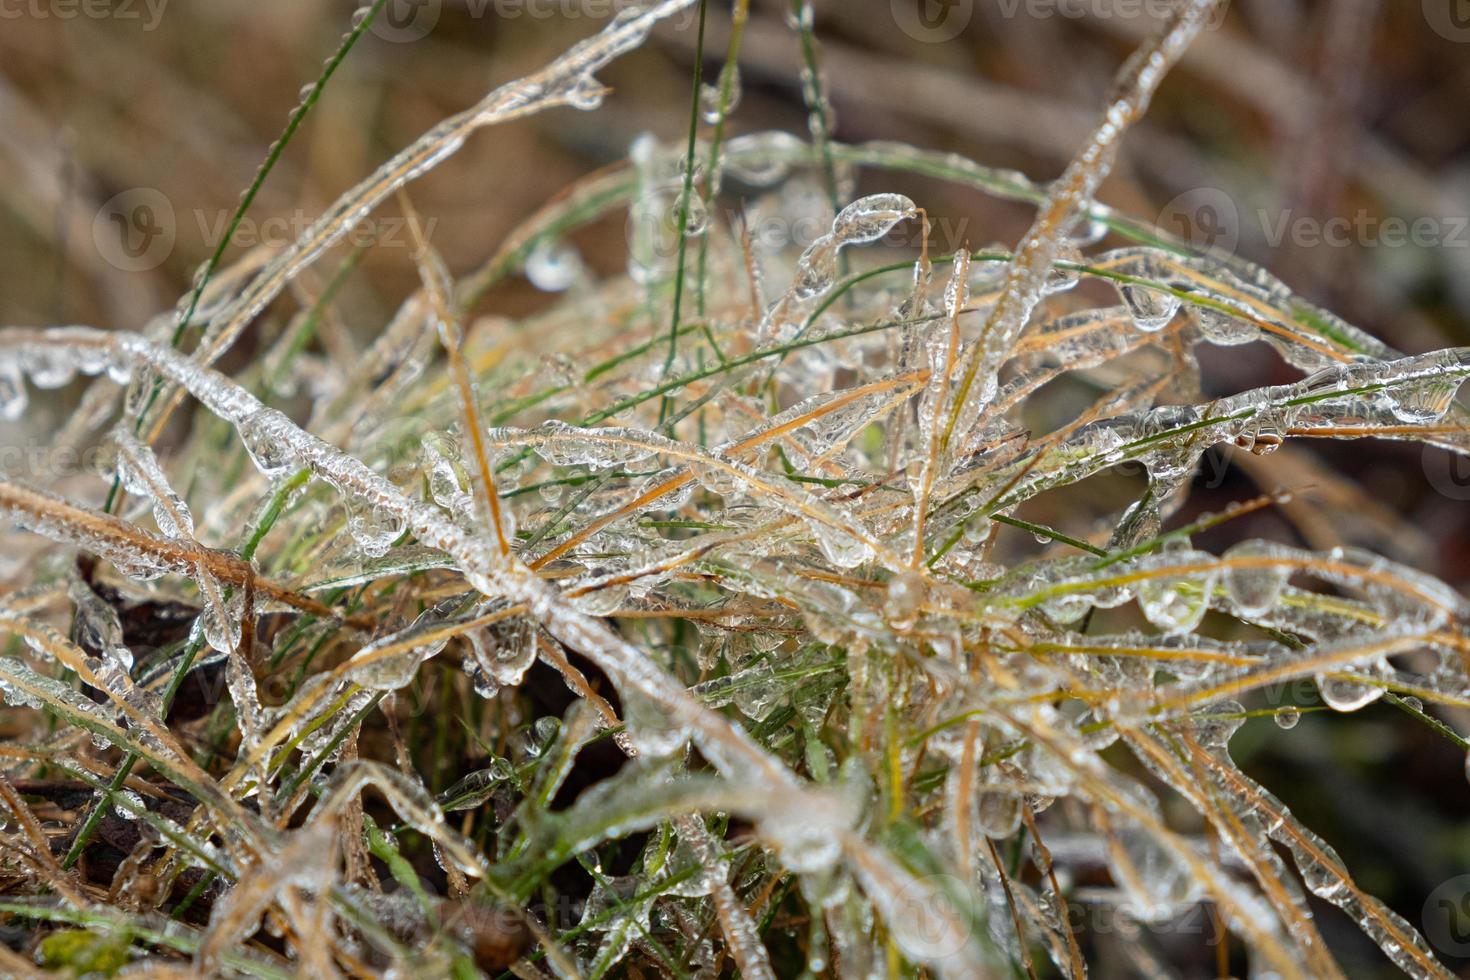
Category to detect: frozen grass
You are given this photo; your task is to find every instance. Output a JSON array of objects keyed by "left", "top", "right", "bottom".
[{"left": 1, "top": 0, "right": 1469, "bottom": 976}]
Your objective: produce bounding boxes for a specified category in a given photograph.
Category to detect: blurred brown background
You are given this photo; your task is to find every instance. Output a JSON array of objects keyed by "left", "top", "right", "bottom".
[{"left": 2, "top": 1, "right": 1469, "bottom": 975}]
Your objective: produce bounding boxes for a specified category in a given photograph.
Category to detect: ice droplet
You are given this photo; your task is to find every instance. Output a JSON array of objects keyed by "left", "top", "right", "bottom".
[
  {"left": 465, "top": 614, "right": 535, "bottom": 690},
  {"left": 805, "top": 518, "right": 872, "bottom": 570},
  {"left": 1044, "top": 244, "right": 1083, "bottom": 295},
  {"left": 525, "top": 239, "right": 585, "bottom": 292},
  {"left": 1112, "top": 827, "right": 1198, "bottom": 921},
  {"left": 700, "top": 69, "right": 743, "bottom": 124},
  {"left": 1137, "top": 565, "right": 1215, "bottom": 634},
  {"left": 831, "top": 193, "right": 916, "bottom": 245},
  {"left": 883, "top": 570, "right": 925, "bottom": 629},
  {"left": 622, "top": 684, "right": 689, "bottom": 758},
  {"left": 1195, "top": 700, "right": 1246, "bottom": 750},
  {"left": 0, "top": 360, "right": 27, "bottom": 421},
  {"left": 1195, "top": 307, "right": 1255, "bottom": 346},
  {"left": 763, "top": 794, "right": 853, "bottom": 874},
  {"left": 1223, "top": 541, "right": 1289, "bottom": 617},
  {"left": 240, "top": 409, "right": 296, "bottom": 478},
  {"left": 20, "top": 346, "right": 78, "bottom": 388},
  {"left": 1119, "top": 283, "right": 1182, "bottom": 332},
  {"left": 348, "top": 501, "right": 405, "bottom": 558},
  {"left": 564, "top": 73, "right": 609, "bottom": 111},
  {"left": 571, "top": 583, "right": 629, "bottom": 616},
  {"left": 976, "top": 785, "right": 1022, "bottom": 839},
  {"left": 722, "top": 132, "right": 802, "bottom": 186},
  {"left": 681, "top": 194, "right": 710, "bottom": 237},
  {"left": 691, "top": 80, "right": 726, "bottom": 121},
  {"left": 1385, "top": 379, "right": 1458, "bottom": 424},
  {"left": 528, "top": 420, "right": 658, "bottom": 470},
  {"left": 731, "top": 660, "right": 782, "bottom": 720},
  {"left": 201, "top": 583, "right": 243, "bottom": 654}
]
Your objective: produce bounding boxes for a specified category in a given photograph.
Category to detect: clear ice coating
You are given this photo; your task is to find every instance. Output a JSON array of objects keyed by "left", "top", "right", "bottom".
[{"left": 1, "top": 0, "right": 1468, "bottom": 976}]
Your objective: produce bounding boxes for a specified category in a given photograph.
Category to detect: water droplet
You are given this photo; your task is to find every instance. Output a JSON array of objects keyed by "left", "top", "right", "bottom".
[
  {"left": 680, "top": 194, "right": 710, "bottom": 237},
  {"left": 1223, "top": 540, "right": 1289, "bottom": 616},
  {"left": 1041, "top": 593, "right": 1092, "bottom": 625},
  {"left": 1274, "top": 706, "right": 1300, "bottom": 730},
  {"left": 1317, "top": 674, "right": 1384, "bottom": 713},
  {"left": 1044, "top": 244, "right": 1083, "bottom": 295},
  {"left": 1195, "top": 307, "right": 1255, "bottom": 346},
  {"left": 962, "top": 517, "right": 992, "bottom": 547},
  {"left": 700, "top": 66, "right": 742, "bottom": 124},
  {"left": 1119, "top": 283, "right": 1182, "bottom": 332}
]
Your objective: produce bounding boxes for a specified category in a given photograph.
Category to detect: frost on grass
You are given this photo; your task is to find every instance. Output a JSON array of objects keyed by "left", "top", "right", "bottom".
[{"left": 1, "top": 0, "right": 1469, "bottom": 976}]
